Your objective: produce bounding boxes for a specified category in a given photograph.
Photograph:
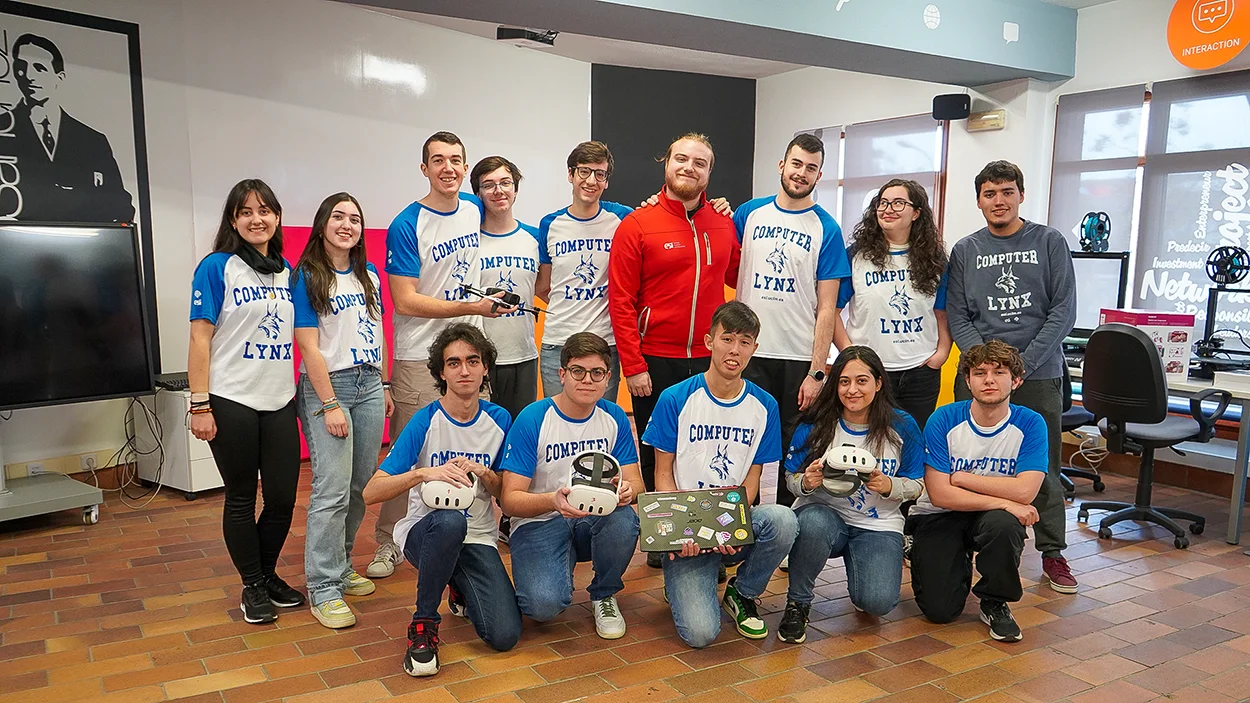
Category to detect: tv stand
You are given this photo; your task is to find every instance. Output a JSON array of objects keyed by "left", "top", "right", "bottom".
[{"left": 0, "top": 430, "right": 103, "bottom": 525}]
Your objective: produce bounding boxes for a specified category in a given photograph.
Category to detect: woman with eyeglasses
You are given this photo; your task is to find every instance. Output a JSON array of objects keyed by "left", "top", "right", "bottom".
[{"left": 833, "top": 179, "right": 950, "bottom": 430}]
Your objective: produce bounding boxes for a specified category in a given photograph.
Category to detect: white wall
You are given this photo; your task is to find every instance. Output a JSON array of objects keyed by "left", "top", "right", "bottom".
[
  {"left": 753, "top": 67, "right": 1053, "bottom": 244},
  {"left": 0, "top": 0, "right": 589, "bottom": 467}
]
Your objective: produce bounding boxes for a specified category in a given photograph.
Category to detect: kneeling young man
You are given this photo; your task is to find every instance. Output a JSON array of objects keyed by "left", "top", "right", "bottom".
[
  {"left": 499, "top": 332, "right": 643, "bottom": 640},
  {"left": 362, "top": 324, "right": 521, "bottom": 677},
  {"left": 908, "top": 340, "right": 1046, "bottom": 642},
  {"left": 642, "top": 301, "right": 797, "bottom": 648}
]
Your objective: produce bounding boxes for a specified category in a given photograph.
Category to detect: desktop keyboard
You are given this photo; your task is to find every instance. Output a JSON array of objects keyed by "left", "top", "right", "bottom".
[
  {"left": 155, "top": 373, "right": 189, "bottom": 391},
  {"left": 1065, "top": 353, "right": 1084, "bottom": 368}
]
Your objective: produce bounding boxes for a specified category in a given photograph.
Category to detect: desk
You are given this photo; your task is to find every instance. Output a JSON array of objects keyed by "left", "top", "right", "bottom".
[{"left": 1071, "top": 367, "right": 1250, "bottom": 545}]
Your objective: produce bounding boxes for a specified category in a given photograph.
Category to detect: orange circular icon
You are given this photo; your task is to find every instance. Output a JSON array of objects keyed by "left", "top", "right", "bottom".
[{"left": 1169, "top": 0, "right": 1250, "bottom": 69}]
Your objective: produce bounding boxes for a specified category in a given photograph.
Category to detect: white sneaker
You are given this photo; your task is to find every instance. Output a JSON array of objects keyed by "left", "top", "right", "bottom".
[
  {"left": 367, "top": 542, "right": 402, "bottom": 578},
  {"left": 592, "top": 596, "right": 626, "bottom": 639},
  {"left": 310, "top": 598, "right": 356, "bottom": 629},
  {"left": 779, "top": 555, "right": 789, "bottom": 573},
  {"left": 343, "top": 570, "right": 376, "bottom": 597}
]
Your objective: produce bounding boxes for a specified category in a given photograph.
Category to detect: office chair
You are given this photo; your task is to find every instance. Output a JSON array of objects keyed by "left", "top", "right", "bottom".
[
  {"left": 1060, "top": 364, "right": 1104, "bottom": 499},
  {"left": 1077, "top": 323, "right": 1230, "bottom": 549}
]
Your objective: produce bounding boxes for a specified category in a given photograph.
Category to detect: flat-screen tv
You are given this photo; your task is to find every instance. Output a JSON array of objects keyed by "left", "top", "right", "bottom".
[{"left": 0, "top": 223, "right": 155, "bottom": 411}]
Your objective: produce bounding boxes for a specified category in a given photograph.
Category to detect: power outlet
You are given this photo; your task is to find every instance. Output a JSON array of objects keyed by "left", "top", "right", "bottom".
[
  {"left": 80, "top": 454, "right": 98, "bottom": 472},
  {"left": 27, "top": 462, "right": 46, "bottom": 476}
]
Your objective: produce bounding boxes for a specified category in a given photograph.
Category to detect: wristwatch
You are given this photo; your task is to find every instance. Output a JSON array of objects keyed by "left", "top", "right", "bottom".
[{"left": 807, "top": 369, "right": 826, "bottom": 382}]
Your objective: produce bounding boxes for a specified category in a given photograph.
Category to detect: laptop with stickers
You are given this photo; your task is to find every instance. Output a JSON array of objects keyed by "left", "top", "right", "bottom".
[{"left": 636, "top": 487, "right": 754, "bottom": 552}]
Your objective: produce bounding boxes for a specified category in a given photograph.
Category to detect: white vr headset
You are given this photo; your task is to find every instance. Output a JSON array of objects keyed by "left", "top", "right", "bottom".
[
  {"left": 821, "top": 444, "right": 877, "bottom": 497},
  {"left": 567, "top": 450, "right": 620, "bottom": 515},
  {"left": 420, "top": 471, "right": 478, "bottom": 510}
]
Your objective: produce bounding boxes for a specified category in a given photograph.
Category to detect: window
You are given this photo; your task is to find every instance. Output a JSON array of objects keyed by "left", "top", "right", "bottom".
[
  {"left": 1048, "top": 85, "right": 1148, "bottom": 254},
  {"left": 797, "top": 115, "right": 947, "bottom": 236}
]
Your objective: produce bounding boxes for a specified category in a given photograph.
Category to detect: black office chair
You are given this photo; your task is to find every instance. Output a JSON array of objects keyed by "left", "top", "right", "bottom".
[
  {"left": 1060, "top": 364, "right": 1104, "bottom": 499},
  {"left": 1077, "top": 323, "right": 1231, "bottom": 549}
]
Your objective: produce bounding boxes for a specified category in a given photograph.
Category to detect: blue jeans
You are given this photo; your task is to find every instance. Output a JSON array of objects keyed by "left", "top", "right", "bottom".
[
  {"left": 663, "top": 504, "right": 797, "bottom": 648},
  {"left": 540, "top": 343, "right": 620, "bottom": 403},
  {"left": 298, "top": 366, "right": 386, "bottom": 606},
  {"left": 509, "top": 504, "right": 639, "bottom": 621},
  {"left": 402, "top": 510, "right": 521, "bottom": 651},
  {"left": 787, "top": 504, "right": 903, "bottom": 616}
]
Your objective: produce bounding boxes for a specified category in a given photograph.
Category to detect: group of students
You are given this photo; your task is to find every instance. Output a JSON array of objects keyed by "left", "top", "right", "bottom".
[{"left": 186, "top": 128, "right": 1078, "bottom": 677}]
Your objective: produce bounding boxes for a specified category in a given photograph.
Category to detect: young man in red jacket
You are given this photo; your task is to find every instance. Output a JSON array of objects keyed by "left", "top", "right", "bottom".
[{"left": 608, "top": 133, "right": 742, "bottom": 567}]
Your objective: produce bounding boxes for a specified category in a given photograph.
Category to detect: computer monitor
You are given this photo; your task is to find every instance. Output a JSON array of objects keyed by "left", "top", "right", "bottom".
[
  {"left": 0, "top": 223, "right": 156, "bottom": 411},
  {"left": 1071, "top": 251, "right": 1130, "bottom": 340}
]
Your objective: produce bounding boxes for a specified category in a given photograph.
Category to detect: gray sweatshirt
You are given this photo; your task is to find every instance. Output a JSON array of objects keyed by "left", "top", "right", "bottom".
[{"left": 946, "top": 220, "right": 1076, "bottom": 381}]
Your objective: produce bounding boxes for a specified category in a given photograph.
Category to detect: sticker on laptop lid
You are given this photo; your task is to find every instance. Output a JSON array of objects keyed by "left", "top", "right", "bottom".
[
  {"left": 642, "top": 501, "right": 661, "bottom": 512},
  {"left": 725, "top": 491, "right": 741, "bottom": 503},
  {"left": 697, "top": 526, "right": 714, "bottom": 540},
  {"left": 734, "top": 528, "right": 748, "bottom": 540},
  {"left": 716, "top": 512, "right": 734, "bottom": 526}
]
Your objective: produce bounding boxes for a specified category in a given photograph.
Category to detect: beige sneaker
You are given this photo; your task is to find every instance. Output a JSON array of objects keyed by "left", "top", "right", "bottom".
[
  {"left": 367, "top": 542, "right": 401, "bottom": 578},
  {"left": 343, "top": 570, "right": 375, "bottom": 597},
  {"left": 311, "top": 598, "right": 356, "bottom": 629}
]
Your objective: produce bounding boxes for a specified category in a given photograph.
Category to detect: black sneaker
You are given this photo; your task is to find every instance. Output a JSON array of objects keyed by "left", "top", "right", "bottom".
[
  {"left": 241, "top": 583, "right": 277, "bottom": 624},
  {"left": 498, "top": 515, "right": 511, "bottom": 546},
  {"left": 264, "top": 575, "right": 306, "bottom": 608},
  {"left": 647, "top": 552, "right": 663, "bottom": 569},
  {"left": 447, "top": 583, "right": 467, "bottom": 618},
  {"left": 404, "top": 619, "right": 440, "bottom": 677},
  {"left": 777, "top": 600, "right": 810, "bottom": 644},
  {"left": 979, "top": 600, "right": 1022, "bottom": 642}
]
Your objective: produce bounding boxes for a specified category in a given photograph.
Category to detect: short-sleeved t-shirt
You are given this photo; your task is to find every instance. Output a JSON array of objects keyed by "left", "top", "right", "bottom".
[
  {"left": 538, "top": 202, "right": 633, "bottom": 346},
  {"left": 838, "top": 245, "right": 948, "bottom": 371},
  {"left": 378, "top": 399, "right": 512, "bottom": 549},
  {"left": 478, "top": 223, "right": 542, "bottom": 365},
  {"left": 910, "top": 400, "right": 1048, "bottom": 516},
  {"left": 498, "top": 397, "right": 638, "bottom": 532},
  {"left": 189, "top": 252, "right": 295, "bottom": 411},
  {"left": 640, "top": 374, "right": 781, "bottom": 490},
  {"left": 291, "top": 262, "right": 384, "bottom": 374},
  {"left": 385, "top": 193, "right": 485, "bottom": 361},
  {"left": 786, "top": 411, "right": 924, "bottom": 533},
  {"left": 733, "top": 197, "right": 849, "bottom": 361}
]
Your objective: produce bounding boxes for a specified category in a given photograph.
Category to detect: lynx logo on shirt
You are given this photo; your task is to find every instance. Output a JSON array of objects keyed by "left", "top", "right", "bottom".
[
  {"left": 846, "top": 487, "right": 880, "bottom": 518},
  {"left": 986, "top": 265, "right": 1032, "bottom": 318},
  {"left": 257, "top": 305, "right": 282, "bottom": 340},
  {"left": 766, "top": 240, "right": 788, "bottom": 274},
  {"left": 995, "top": 266, "right": 1018, "bottom": 294},
  {"left": 574, "top": 255, "right": 598, "bottom": 285},
  {"left": 889, "top": 286, "right": 912, "bottom": 315},
  {"left": 564, "top": 253, "right": 607, "bottom": 301}
]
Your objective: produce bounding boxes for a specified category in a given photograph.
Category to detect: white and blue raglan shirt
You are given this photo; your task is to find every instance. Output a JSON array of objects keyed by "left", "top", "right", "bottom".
[
  {"left": 478, "top": 222, "right": 541, "bottom": 365},
  {"left": 378, "top": 399, "right": 512, "bottom": 549},
  {"left": 909, "top": 400, "right": 1049, "bottom": 516},
  {"left": 291, "top": 263, "right": 384, "bottom": 374},
  {"left": 386, "top": 193, "right": 485, "bottom": 361},
  {"left": 190, "top": 252, "right": 295, "bottom": 411},
  {"left": 498, "top": 397, "right": 639, "bottom": 532},
  {"left": 733, "top": 197, "right": 850, "bottom": 361},
  {"left": 641, "top": 375, "right": 781, "bottom": 491},
  {"left": 785, "top": 411, "right": 925, "bottom": 533},
  {"left": 539, "top": 202, "right": 633, "bottom": 346},
  {"left": 839, "top": 244, "right": 949, "bottom": 371}
]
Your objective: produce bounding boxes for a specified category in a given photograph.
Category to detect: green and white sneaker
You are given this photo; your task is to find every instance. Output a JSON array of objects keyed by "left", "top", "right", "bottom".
[
  {"left": 721, "top": 577, "right": 767, "bottom": 639},
  {"left": 343, "top": 571, "right": 376, "bottom": 597},
  {"left": 311, "top": 598, "right": 356, "bottom": 629}
]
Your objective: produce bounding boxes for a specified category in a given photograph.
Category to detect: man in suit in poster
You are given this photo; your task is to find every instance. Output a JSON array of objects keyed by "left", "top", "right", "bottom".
[{"left": 2, "top": 32, "right": 134, "bottom": 222}]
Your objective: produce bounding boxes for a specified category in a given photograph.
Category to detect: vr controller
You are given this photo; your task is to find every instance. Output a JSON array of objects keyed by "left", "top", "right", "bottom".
[
  {"left": 821, "top": 444, "right": 877, "bottom": 497},
  {"left": 460, "top": 284, "right": 546, "bottom": 317},
  {"left": 567, "top": 450, "right": 620, "bottom": 515},
  {"left": 420, "top": 472, "right": 478, "bottom": 510}
]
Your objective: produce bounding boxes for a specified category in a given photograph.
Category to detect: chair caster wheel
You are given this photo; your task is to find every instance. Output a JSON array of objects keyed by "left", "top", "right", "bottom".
[
  {"left": 83, "top": 505, "right": 99, "bottom": 525},
  {"left": 1098, "top": 526, "right": 1112, "bottom": 539},
  {"left": 1093, "top": 481, "right": 1105, "bottom": 492},
  {"left": 1189, "top": 523, "right": 1205, "bottom": 535},
  {"left": 1077, "top": 509, "right": 1089, "bottom": 522},
  {"left": 1175, "top": 536, "right": 1190, "bottom": 549},
  {"left": 1064, "top": 492, "right": 1075, "bottom": 502},
  {"left": 183, "top": 491, "right": 197, "bottom": 501}
]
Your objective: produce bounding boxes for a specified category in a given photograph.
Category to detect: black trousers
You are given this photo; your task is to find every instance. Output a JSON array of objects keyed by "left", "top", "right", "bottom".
[
  {"left": 491, "top": 358, "right": 539, "bottom": 420},
  {"left": 742, "top": 356, "right": 810, "bottom": 507},
  {"left": 885, "top": 364, "right": 942, "bottom": 431},
  {"left": 207, "top": 395, "right": 300, "bottom": 585},
  {"left": 954, "top": 375, "right": 1067, "bottom": 558},
  {"left": 908, "top": 509, "right": 1026, "bottom": 624},
  {"left": 635, "top": 355, "right": 711, "bottom": 491}
]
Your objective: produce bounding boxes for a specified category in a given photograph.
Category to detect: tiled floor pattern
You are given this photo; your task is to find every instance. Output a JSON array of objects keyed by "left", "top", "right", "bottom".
[{"left": 5, "top": 468, "right": 1250, "bottom": 703}]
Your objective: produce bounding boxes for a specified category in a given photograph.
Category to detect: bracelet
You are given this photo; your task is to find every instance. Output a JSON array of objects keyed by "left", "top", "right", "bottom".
[
  {"left": 314, "top": 402, "right": 341, "bottom": 417},
  {"left": 189, "top": 407, "right": 213, "bottom": 415},
  {"left": 381, "top": 381, "right": 391, "bottom": 389},
  {"left": 190, "top": 400, "right": 211, "bottom": 408},
  {"left": 190, "top": 392, "right": 210, "bottom": 404}
]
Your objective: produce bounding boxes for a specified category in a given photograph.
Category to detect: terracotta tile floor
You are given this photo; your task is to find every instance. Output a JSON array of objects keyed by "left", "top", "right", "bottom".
[{"left": 5, "top": 467, "right": 1250, "bottom": 703}]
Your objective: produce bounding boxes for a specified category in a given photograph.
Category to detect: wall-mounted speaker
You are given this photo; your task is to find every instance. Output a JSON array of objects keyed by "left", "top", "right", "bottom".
[{"left": 932, "top": 94, "right": 971, "bottom": 121}]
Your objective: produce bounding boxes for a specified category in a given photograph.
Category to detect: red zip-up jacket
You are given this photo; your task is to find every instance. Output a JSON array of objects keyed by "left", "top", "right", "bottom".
[{"left": 608, "top": 187, "right": 740, "bottom": 377}]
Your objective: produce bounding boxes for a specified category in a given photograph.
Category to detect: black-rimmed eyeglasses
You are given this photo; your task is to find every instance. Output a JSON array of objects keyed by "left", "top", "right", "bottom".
[
  {"left": 574, "top": 166, "right": 609, "bottom": 183},
  {"left": 875, "top": 198, "right": 915, "bottom": 213},
  {"left": 564, "top": 365, "right": 609, "bottom": 382}
]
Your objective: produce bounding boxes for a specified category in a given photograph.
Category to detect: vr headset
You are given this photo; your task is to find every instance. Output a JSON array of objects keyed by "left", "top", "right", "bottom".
[
  {"left": 420, "top": 471, "right": 478, "bottom": 510},
  {"left": 821, "top": 444, "right": 877, "bottom": 497},
  {"left": 568, "top": 450, "right": 620, "bottom": 515}
]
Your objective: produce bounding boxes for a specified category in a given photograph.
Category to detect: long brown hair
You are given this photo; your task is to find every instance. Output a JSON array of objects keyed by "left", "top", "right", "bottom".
[
  {"left": 295, "top": 192, "right": 380, "bottom": 319},
  {"left": 211, "top": 179, "right": 284, "bottom": 257},
  {"left": 848, "top": 178, "right": 947, "bottom": 297},
  {"left": 795, "top": 346, "right": 902, "bottom": 460}
]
